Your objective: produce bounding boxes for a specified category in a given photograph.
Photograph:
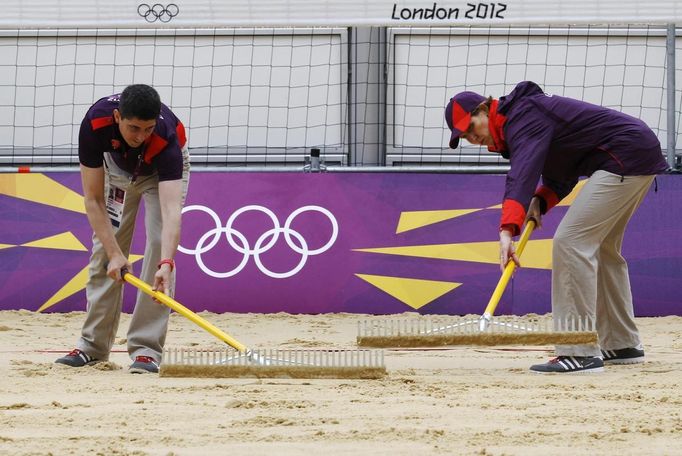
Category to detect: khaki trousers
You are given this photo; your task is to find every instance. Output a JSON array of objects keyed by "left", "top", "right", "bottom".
[
  {"left": 552, "top": 170, "right": 654, "bottom": 357},
  {"left": 77, "top": 148, "right": 190, "bottom": 362}
]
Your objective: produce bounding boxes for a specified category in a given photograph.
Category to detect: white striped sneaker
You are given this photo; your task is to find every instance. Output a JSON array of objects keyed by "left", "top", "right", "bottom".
[
  {"left": 530, "top": 356, "right": 604, "bottom": 374},
  {"left": 54, "top": 348, "right": 100, "bottom": 367},
  {"left": 129, "top": 356, "right": 160, "bottom": 374},
  {"left": 601, "top": 347, "right": 645, "bottom": 364}
]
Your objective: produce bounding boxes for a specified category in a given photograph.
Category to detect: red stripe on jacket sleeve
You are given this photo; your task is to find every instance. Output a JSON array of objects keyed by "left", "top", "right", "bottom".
[
  {"left": 500, "top": 199, "right": 526, "bottom": 236},
  {"left": 90, "top": 116, "right": 114, "bottom": 131},
  {"left": 534, "top": 185, "right": 560, "bottom": 214},
  {"left": 176, "top": 121, "right": 187, "bottom": 148}
]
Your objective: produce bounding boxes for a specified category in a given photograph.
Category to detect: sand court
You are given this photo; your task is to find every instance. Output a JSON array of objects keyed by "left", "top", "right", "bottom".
[{"left": 0, "top": 310, "right": 680, "bottom": 455}]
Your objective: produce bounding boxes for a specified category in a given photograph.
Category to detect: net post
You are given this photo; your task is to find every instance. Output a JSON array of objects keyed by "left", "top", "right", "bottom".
[{"left": 667, "top": 23, "right": 677, "bottom": 169}]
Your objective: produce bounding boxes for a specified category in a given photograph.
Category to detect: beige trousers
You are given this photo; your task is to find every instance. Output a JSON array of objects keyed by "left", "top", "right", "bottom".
[
  {"left": 552, "top": 170, "right": 654, "bottom": 357},
  {"left": 77, "top": 148, "right": 190, "bottom": 362}
]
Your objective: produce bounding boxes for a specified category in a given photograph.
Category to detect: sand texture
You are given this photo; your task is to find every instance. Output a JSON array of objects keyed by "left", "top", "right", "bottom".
[{"left": 1, "top": 310, "right": 681, "bottom": 455}]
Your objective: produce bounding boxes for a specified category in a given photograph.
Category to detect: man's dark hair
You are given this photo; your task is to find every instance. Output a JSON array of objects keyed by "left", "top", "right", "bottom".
[{"left": 118, "top": 84, "right": 161, "bottom": 120}]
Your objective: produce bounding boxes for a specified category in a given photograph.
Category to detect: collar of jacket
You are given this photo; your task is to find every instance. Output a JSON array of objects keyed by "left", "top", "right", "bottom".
[{"left": 487, "top": 99, "right": 509, "bottom": 159}]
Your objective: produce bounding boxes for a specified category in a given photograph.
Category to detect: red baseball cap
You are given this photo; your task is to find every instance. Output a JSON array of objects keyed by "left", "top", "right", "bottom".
[{"left": 444, "top": 91, "right": 486, "bottom": 149}]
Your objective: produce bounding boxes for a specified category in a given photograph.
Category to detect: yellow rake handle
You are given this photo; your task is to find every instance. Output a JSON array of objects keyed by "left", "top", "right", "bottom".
[
  {"left": 122, "top": 270, "right": 248, "bottom": 353},
  {"left": 482, "top": 219, "right": 536, "bottom": 318}
]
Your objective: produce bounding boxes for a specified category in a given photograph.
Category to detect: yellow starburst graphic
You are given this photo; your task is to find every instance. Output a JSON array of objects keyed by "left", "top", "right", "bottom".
[
  {"left": 0, "top": 173, "right": 86, "bottom": 213},
  {"left": 37, "top": 255, "right": 144, "bottom": 312},
  {"left": 0, "top": 173, "right": 145, "bottom": 312},
  {"left": 355, "top": 274, "right": 462, "bottom": 310},
  {"left": 21, "top": 232, "right": 88, "bottom": 251},
  {"left": 354, "top": 181, "right": 585, "bottom": 309},
  {"left": 355, "top": 239, "right": 553, "bottom": 269}
]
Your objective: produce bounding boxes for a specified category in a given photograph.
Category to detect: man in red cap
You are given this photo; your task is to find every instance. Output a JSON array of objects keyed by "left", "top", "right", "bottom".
[{"left": 445, "top": 81, "right": 668, "bottom": 373}]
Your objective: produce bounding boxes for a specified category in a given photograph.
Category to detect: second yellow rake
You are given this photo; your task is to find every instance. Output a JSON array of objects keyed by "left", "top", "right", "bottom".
[
  {"left": 122, "top": 270, "right": 386, "bottom": 379},
  {"left": 357, "top": 220, "right": 598, "bottom": 347}
]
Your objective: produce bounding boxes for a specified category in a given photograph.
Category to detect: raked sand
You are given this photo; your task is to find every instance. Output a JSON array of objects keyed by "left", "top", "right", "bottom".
[{"left": 0, "top": 310, "right": 681, "bottom": 455}]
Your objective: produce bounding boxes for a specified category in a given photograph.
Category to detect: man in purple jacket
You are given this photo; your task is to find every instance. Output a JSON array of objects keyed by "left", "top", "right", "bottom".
[{"left": 445, "top": 81, "right": 668, "bottom": 373}]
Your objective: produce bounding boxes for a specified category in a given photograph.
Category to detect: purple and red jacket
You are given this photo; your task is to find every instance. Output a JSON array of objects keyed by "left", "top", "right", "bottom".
[
  {"left": 78, "top": 94, "right": 186, "bottom": 182},
  {"left": 497, "top": 81, "right": 668, "bottom": 235}
]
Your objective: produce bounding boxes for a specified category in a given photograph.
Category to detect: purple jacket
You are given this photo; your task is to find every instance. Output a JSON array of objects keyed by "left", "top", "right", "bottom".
[{"left": 498, "top": 81, "right": 668, "bottom": 233}]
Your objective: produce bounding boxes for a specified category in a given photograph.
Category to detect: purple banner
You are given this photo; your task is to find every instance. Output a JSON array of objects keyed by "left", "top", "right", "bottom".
[{"left": 1, "top": 172, "right": 680, "bottom": 316}]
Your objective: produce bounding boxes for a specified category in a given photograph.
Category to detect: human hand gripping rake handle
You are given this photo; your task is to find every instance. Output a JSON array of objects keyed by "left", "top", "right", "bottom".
[
  {"left": 121, "top": 268, "right": 248, "bottom": 353},
  {"left": 479, "top": 220, "right": 536, "bottom": 331}
]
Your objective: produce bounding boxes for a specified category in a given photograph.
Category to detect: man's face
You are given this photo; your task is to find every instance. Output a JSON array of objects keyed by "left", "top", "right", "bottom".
[
  {"left": 461, "top": 111, "right": 494, "bottom": 147},
  {"left": 113, "top": 109, "right": 157, "bottom": 148}
]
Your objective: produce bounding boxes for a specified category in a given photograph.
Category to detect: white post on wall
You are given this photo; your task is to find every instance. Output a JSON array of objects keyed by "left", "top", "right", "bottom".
[{"left": 666, "top": 24, "right": 677, "bottom": 169}]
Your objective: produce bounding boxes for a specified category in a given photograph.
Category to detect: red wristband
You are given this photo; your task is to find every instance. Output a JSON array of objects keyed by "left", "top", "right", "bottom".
[{"left": 157, "top": 259, "right": 175, "bottom": 271}]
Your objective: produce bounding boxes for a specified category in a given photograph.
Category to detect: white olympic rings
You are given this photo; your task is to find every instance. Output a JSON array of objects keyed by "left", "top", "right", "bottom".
[{"left": 178, "top": 204, "right": 339, "bottom": 279}]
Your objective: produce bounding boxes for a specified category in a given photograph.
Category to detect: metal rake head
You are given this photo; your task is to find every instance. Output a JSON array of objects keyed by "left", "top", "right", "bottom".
[
  {"left": 159, "top": 346, "right": 387, "bottom": 379},
  {"left": 356, "top": 315, "right": 598, "bottom": 348}
]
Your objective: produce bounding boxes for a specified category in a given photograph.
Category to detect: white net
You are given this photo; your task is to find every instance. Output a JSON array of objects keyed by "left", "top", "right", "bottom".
[
  {"left": 387, "top": 25, "right": 673, "bottom": 166},
  {"left": 0, "top": 1, "right": 679, "bottom": 168}
]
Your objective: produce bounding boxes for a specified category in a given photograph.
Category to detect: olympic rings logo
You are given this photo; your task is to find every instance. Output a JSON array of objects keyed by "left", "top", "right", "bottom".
[
  {"left": 137, "top": 3, "right": 179, "bottom": 23},
  {"left": 178, "top": 205, "right": 339, "bottom": 279}
]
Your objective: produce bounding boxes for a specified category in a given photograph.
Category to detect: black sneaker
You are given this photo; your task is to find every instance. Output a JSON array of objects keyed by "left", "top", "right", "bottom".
[
  {"left": 601, "top": 347, "right": 645, "bottom": 364},
  {"left": 55, "top": 349, "right": 100, "bottom": 367},
  {"left": 530, "top": 356, "right": 604, "bottom": 374},
  {"left": 129, "top": 356, "right": 159, "bottom": 374}
]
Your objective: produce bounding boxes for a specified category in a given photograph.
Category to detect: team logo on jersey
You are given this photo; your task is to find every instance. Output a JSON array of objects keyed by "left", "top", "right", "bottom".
[{"left": 111, "top": 139, "right": 121, "bottom": 150}]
